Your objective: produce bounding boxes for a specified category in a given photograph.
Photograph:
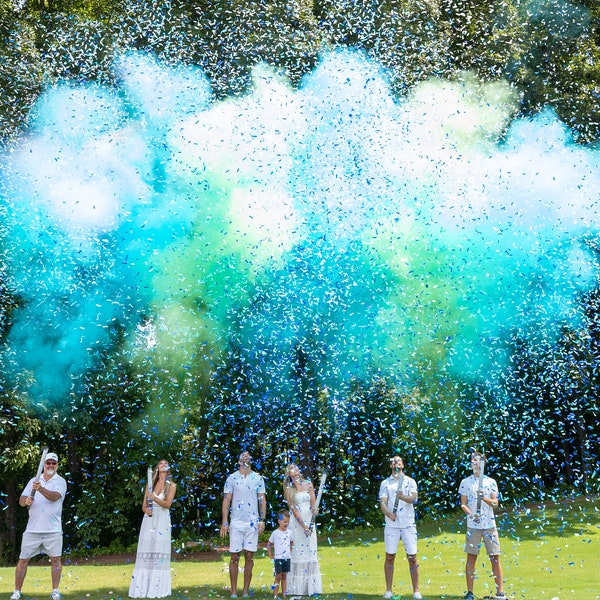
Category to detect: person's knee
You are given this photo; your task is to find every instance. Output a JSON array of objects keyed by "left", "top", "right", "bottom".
[
  {"left": 230, "top": 553, "right": 241, "bottom": 565},
  {"left": 244, "top": 551, "right": 254, "bottom": 565},
  {"left": 406, "top": 554, "right": 418, "bottom": 564},
  {"left": 385, "top": 553, "right": 396, "bottom": 566}
]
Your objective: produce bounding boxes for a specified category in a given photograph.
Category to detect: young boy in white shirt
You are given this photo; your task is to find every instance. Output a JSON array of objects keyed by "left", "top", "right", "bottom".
[{"left": 267, "top": 510, "right": 293, "bottom": 599}]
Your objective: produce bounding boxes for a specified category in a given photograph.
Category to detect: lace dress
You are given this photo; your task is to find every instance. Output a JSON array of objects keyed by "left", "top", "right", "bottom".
[
  {"left": 129, "top": 491, "right": 172, "bottom": 598},
  {"left": 287, "top": 490, "right": 323, "bottom": 596}
]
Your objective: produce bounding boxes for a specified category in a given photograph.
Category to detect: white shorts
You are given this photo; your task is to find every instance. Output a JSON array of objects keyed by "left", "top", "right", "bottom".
[
  {"left": 229, "top": 522, "right": 259, "bottom": 553},
  {"left": 384, "top": 525, "right": 418, "bottom": 556},
  {"left": 20, "top": 531, "right": 63, "bottom": 559}
]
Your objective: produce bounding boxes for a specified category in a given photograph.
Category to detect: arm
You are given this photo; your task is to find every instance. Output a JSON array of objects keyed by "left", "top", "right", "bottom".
[
  {"left": 220, "top": 492, "right": 232, "bottom": 537},
  {"left": 401, "top": 488, "right": 418, "bottom": 504},
  {"left": 258, "top": 493, "right": 266, "bottom": 534},
  {"left": 267, "top": 541, "right": 274, "bottom": 559},
  {"left": 480, "top": 490, "right": 498, "bottom": 509},
  {"left": 289, "top": 502, "right": 311, "bottom": 535},
  {"left": 21, "top": 482, "right": 62, "bottom": 505},
  {"left": 379, "top": 496, "right": 396, "bottom": 521},
  {"left": 460, "top": 493, "right": 472, "bottom": 516}
]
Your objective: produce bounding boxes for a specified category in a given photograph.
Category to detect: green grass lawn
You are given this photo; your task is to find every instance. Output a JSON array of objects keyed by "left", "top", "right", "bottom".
[{"left": 1, "top": 498, "right": 597, "bottom": 600}]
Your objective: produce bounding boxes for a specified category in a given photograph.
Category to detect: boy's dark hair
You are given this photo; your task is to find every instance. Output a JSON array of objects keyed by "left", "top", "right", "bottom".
[{"left": 277, "top": 509, "right": 290, "bottom": 520}]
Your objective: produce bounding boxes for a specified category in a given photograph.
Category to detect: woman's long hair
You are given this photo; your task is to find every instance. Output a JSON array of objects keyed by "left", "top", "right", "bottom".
[
  {"left": 283, "top": 464, "right": 297, "bottom": 506},
  {"left": 152, "top": 459, "right": 174, "bottom": 496}
]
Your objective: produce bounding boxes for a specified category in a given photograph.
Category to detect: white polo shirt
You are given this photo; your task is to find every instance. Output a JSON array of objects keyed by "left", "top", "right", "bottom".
[
  {"left": 224, "top": 470, "right": 266, "bottom": 525},
  {"left": 459, "top": 474, "right": 498, "bottom": 530},
  {"left": 21, "top": 473, "right": 67, "bottom": 533},
  {"left": 379, "top": 474, "right": 418, "bottom": 528}
]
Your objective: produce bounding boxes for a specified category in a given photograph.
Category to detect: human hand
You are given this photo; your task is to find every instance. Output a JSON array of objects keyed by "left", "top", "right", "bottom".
[{"left": 220, "top": 523, "right": 229, "bottom": 538}]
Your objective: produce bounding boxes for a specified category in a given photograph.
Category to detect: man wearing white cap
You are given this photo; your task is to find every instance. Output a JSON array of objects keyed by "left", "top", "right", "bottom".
[{"left": 10, "top": 452, "right": 67, "bottom": 600}]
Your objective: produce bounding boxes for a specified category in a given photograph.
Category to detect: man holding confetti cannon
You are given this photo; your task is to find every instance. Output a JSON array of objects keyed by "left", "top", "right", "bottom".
[
  {"left": 459, "top": 451, "right": 505, "bottom": 600},
  {"left": 10, "top": 449, "right": 67, "bottom": 600},
  {"left": 379, "top": 455, "right": 421, "bottom": 600}
]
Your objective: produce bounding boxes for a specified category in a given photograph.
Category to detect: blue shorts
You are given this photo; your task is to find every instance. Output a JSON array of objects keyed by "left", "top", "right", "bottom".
[{"left": 274, "top": 558, "right": 291, "bottom": 574}]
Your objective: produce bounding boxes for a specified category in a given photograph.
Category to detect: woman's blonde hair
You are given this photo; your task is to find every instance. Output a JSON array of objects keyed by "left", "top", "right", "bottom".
[{"left": 282, "top": 463, "right": 297, "bottom": 505}]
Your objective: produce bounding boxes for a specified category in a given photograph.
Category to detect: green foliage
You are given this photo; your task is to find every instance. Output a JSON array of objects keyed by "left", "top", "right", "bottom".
[
  {"left": 0, "top": 0, "right": 599, "bottom": 557},
  {"left": 0, "top": 0, "right": 598, "bottom": 141}
]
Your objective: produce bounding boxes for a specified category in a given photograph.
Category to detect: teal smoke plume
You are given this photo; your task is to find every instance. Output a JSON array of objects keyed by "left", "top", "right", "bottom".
[{"left": 1, "top": 49, "right": 599, "bottom": 405}]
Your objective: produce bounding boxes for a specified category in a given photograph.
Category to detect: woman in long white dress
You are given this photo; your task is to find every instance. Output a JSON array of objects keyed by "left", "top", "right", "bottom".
[
  {"left": 283, "top": 464, "right": 323, "bottom": 596},
  {"left": 129, "top": 460, "right": 177, "bottom": 598}
]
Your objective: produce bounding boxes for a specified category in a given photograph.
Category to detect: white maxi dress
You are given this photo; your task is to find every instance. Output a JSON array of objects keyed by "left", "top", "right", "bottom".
[
  {"left": 129, "top": 491, "right": 172, "bottom": 598},
  {"left": 288, "top": 490, "right": 323, "bottom": 596}
]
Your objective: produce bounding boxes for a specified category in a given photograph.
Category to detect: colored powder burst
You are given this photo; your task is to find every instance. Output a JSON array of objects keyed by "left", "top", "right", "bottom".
[{"left": 1, "top": 48, "right": 599, "bottom": 408}]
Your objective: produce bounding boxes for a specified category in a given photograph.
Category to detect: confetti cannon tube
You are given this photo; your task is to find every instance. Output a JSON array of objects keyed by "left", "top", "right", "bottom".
[
  {"left": 29, "top": 447, "right": 49, "bottom": 503},
  {"left": 392, "top": 472, "right": 405, "bottom": 514},
  {"left": 147, "top": 467, "right": 154, "bottom": 516},
  {"left": 309, "top": 472, "right": 327, "bottom": 532},
  {"left": 475, "top": 458, "right": 485, "bottom": 521}
]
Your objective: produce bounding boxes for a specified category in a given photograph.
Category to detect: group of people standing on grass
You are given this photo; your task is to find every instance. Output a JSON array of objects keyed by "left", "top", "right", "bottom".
[{"left": 9, "top": 449, "right": 506, "bottom": 600}]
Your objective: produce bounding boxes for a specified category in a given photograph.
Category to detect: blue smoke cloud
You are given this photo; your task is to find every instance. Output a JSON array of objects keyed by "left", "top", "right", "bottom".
[{"left": 1, "top": 49, "right": 598, "bottom": 406}]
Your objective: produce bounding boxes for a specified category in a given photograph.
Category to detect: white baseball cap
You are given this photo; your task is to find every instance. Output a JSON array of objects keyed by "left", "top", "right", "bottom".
[{"left": 45, "top": 452, "right": 59, "bottom": 462}]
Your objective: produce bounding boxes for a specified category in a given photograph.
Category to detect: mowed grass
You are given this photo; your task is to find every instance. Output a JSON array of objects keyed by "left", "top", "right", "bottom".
[{"left": 0, "top": 497, "right": 597, "bottom": 600}]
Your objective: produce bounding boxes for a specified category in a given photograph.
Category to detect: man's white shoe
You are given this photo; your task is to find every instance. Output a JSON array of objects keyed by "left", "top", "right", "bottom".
[
  {"left": 10, "top": 591, "right": 21, "bottom": 600},
  {"left": 50, "top": 591, "right": 61, "bottom": 600},
  {"left": 383, "top": 592, "right": 393, "bottom": 599},
  {"left": 413, "top": 593, "right": 423, "bottom": 600}
]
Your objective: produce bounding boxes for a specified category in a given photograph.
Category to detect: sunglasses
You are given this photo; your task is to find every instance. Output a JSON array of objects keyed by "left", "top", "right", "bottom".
[{"left": 45, "top": 461, "right": 58, "bottom": 465}]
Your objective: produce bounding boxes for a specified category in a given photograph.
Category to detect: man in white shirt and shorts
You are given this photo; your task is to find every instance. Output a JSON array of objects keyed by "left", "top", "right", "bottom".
[
  {"left": 379, "top": 456, "right": 422, "bottom": 600},
  {"left": 459, "top": 451, "right": 505, "bottom": 600},
  {"left": 10, "top": 452, "right": 67, "bottom": 600},
  {"left": 220, "top": 451, "right": 267, "bottom": 598}
]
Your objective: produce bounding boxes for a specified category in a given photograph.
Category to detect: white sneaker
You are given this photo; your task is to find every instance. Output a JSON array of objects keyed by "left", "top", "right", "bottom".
[
  {"left": 50, "top": 591, "right": 61, "bottom": 600},
  {"left": 413, "top": 593, "right": 423, "bottom": 600},
  {"left": 383, "top": 592, "right": 393, "bottom": 599},
  {"left": 10, "top": 591, "right": 21, "bottom": 600}
]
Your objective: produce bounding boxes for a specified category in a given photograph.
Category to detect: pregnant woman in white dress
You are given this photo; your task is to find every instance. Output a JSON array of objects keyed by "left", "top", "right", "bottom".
[
  {"left": 284, "top": 464, "right": 323, "bottom": 596},
  {"left": 129, "top": 460, "right": 177, "bottom": 598}
]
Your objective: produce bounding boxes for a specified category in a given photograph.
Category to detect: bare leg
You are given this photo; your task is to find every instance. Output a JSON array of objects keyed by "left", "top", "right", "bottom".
[
  {"left": 272, "top": 573, "right": 281, "bottom": 597},
  {"left": 407, "top": 554, "right": 419, "bottom": 593},
  {"left": 15, "top": 558, "right": 30, "bottom": 591},
  {"left": 242, "top": 550, "right": 254, "bottom": 595},
  {"left": 384, "top": 553, "right": 396, "bottom": 593},
  {"left": 465, "top": 553, "right": 478, "bottom": 593},
  {"left": 490, "top": 555, "right": 503, "bottom": 594},
  {"left": 281, "top": 573, "right": 287, "bottom": 597},
  {"left": 50, "top": 557, "right": 62, "bottom": 590},
  {"left": 229, "top": 552, "right": 241, "bottom": 596}
]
